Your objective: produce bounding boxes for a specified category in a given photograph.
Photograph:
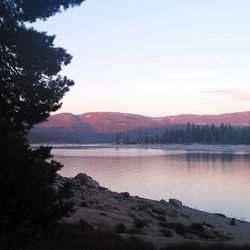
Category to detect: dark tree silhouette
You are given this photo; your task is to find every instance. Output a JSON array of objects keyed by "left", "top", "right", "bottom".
[
  {"left": 0, "top": 0, "right": 84, "bottom": 244},
  {"left": 160, "top": 123, "right": 250, "bottom": 145},
  {"left": 122, "top": 123, "right": 250, "bottom": 145}
]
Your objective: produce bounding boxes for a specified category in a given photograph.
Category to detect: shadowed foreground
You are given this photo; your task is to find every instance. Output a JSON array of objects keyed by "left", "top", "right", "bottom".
[
  {"left": 2, "top": 173, "right": 250, "bottom": 250},
  {"left": 8, "top": 224, "right": 250, "bottom": 250}
]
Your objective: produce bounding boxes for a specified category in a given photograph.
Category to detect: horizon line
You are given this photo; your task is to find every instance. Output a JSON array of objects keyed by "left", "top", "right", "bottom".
[{"left": 52, "top": 110, "right": 250, "bottom": 118}]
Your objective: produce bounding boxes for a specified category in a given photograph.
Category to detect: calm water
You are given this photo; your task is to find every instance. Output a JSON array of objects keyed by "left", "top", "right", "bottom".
[{"left": 53, "top": 147, "right": 250, "bottom": 221}]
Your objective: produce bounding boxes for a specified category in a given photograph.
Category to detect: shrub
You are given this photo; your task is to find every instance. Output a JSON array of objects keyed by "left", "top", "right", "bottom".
[
  {"left": 79, "top": 219, "right": 93, "bottom": 231},
  {"left": 134, "top": 218, "right": 147, "bottom": 228},
  {"left": 160, "top": 229, "right": 173, "bottom": 237},
  {"left": 156, "top": 216, "right": 166, "bottom": 222},
  {"left": 189, "top": 223, "right": 204, "bottom": 232},
  {"left": 160, "top": 222, "right": 187, "bottom": 237},
  {"left": 152, "top": 208, "right": 166, "bottom": 215},
  {"left": 115, "top": 223, "right": 127, "bottom": 233},
  {"left": 127, "top": 228, "right": 143, "bottom": 235}
]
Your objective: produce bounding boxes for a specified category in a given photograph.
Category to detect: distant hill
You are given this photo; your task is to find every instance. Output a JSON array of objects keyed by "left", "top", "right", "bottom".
[{"left": 28, "top": 111, "right": 250, "bottom": 143}]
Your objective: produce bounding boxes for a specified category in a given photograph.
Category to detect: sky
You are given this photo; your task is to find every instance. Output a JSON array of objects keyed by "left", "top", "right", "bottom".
[{"left": 33, "top": 0, "right": 250, "bottom": 117}]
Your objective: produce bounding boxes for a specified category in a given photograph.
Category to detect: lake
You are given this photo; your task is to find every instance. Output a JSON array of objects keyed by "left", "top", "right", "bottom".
[{"left": 53, "top": 146, "right": 250, "bottom": 221}]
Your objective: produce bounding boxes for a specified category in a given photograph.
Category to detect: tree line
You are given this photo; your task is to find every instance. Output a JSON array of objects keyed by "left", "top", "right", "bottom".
[{"left": 117, "top": 123, "right": 250, "bottom": 145}]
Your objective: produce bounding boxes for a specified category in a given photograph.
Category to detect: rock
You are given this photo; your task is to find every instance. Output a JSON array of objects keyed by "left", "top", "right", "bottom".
[
  {"left": 169, "top": 198, "right": 183, "bottom": 208},
  {"left": 70, "top": 173, "right": 100, "bottom": 188},
  {"left": 98, "top": 186, "right": 108, "bottom": 191},
  {"left": 160, "top": 199, "right": 168, "bottom": 205},
  {"left": 214, "top": 213, "right": 226, "bottom": 218},
  {"left": 123, "top": 192, "right": 130, "bottom": 198}
]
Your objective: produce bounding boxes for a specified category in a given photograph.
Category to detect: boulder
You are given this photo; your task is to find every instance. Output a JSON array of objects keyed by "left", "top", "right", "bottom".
[
  {"left": 70, "top": 173, "right": 100, "bottom": 188},
  {"left": 122, "top": 192, "right": 130, "bottom": 198},
  {"left": 169, "top": 198, "right": 183, "bottom": 208},
  {"left": 160, "top": 199, "right": 168, "bottom": 205}
]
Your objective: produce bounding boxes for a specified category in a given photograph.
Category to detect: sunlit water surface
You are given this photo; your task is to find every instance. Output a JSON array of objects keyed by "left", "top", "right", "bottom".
[{"left": 53, "top": 148, "right": 250, "bottom": 221}]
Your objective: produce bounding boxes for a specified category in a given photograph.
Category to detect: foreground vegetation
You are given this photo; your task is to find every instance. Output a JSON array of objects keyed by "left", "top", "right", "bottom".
[{"left": 0, "top": 0, "right": 84, "bottom": 246}]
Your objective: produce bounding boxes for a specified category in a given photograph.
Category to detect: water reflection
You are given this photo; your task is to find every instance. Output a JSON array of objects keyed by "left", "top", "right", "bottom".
[{"left": 53, "top": 148, "right": 250, "bottom": 221}]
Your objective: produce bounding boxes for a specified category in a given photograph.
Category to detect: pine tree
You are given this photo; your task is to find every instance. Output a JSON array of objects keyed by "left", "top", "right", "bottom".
[{"left": 0, "top": 0, "right": 84, "bottom": 243}]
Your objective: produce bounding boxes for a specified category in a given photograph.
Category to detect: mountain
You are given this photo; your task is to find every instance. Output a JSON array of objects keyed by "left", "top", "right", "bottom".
[
  {"left": 37, "top": 112, "right": 171, "bottom": 133},
  {"left": 29, "top": 111, "right": 250, "bottom": 143},
  {"left": 165, "top": 112, "right": 250, "bottom": 126}
]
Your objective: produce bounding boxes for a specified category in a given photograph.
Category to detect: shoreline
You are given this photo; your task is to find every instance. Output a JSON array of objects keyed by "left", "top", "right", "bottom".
[
  {"left": 56, "top": 173, "right": 250, "bottom": 248},
  {"left": 33, "top": 143, "right": 250, "bottom": 155}
]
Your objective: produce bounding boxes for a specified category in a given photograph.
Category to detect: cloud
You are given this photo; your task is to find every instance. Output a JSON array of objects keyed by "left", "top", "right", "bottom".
[
  {"left": 204, "top": 90, "right": 237, "bottom": 94},
  {"left": 165, "top": 72, "right": 211, "bottom": 79},
  {"left": 204, "top": 90, "right": 250, "bottom": 102}
]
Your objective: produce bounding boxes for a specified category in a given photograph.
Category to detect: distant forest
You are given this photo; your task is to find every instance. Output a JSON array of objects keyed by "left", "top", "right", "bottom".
[{"left": 118, "top": 123, "right": 250, "bottom": 145}]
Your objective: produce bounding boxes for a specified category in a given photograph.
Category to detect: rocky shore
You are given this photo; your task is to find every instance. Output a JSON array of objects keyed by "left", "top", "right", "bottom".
[{"left": 55, "top": 173, "right": 250, "bottom": 249}]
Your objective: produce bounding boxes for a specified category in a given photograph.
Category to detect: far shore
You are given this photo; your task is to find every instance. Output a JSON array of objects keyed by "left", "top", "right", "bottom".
[{"left": 32, "top": 143, "right": 250, "bottom": 154}]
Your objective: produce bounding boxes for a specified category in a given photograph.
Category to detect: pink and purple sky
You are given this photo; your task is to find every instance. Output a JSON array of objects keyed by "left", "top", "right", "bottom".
[{"left": 34, "top": 0, "right": 250, "bottom": 116}]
